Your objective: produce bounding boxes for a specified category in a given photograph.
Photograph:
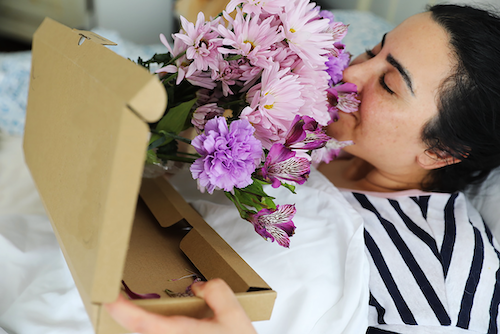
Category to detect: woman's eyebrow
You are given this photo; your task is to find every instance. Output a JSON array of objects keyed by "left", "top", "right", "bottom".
[
  {"left": 381, "top": 32, "right": 415, "bottom": 96},
  {"left": 386, "top": 54, "right": 415, "bottom": 96},
  {"left": 381, "top": 33, "right": 387, "bottom": 47}
]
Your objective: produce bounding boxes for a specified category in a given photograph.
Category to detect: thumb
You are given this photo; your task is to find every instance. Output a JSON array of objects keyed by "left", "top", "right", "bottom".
[
  {"left": 191, "top": 279, "right": 248, "bottom": 322},
  {"left": 105, "top": 294, "right": 191, "bottom": 334}
]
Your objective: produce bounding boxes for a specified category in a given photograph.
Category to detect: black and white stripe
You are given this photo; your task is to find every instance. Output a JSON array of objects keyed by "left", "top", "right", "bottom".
[{"left": 341, "top": 191, "right": 500, "bottom": 333}]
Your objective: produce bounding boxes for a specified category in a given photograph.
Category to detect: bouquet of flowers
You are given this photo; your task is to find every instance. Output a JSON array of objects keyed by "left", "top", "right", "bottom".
[{"left": 140, "top": 0, "right": 359, "bottom": 248}]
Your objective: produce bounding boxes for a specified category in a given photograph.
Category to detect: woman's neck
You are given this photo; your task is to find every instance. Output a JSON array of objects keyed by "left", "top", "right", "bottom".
[{"left": 318, "top": 157, "right": 427, "bottom": 192}]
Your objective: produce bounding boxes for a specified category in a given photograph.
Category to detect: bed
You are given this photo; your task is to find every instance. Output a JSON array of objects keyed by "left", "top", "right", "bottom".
[{"left": 1, "top": 9, "right": 499, "bottom": 334}]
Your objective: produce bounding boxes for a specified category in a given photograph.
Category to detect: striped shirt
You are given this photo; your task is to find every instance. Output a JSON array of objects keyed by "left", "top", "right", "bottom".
[{"left": 341, "top": 190, "right": 500, "bottom": 334}]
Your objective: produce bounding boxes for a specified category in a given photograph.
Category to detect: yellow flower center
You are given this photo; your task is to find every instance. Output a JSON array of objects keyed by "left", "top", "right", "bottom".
[
  {"left": 244, "top": 40, "right": 256, "bottom": 51},
  {"left": 264, "top": 104, "right": 273, "bottom": 109},
  {"left": 290, "top": 28, "right": 296, "bottom": 33}
]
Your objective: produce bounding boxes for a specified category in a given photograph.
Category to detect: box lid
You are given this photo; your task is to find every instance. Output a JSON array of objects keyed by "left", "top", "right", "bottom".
[{"left": 23, "top": 17, "right": 167, "bottom": 303}]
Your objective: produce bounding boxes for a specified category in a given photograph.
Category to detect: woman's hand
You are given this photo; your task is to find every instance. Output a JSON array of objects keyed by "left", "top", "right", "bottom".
[{"left": 105, "top": 278, "right": 258, "bottom": 334}]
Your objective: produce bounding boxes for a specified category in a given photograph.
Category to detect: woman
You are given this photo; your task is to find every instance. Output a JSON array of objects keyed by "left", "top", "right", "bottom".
[{"left": 106, "top": 4, "right": 500, "bottom": 333}]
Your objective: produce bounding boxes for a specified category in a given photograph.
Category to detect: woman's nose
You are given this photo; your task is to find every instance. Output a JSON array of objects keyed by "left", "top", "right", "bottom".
[{"left": 342, "top": 62, "right": 366, "bottom": 92}]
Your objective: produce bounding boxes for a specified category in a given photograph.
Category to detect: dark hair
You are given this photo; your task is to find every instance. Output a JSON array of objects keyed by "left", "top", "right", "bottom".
[{"left": 421, "top": 4, "right": 500, "bottom": 192}]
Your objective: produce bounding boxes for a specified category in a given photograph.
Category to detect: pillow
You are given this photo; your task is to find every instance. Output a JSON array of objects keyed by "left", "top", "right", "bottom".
[
  {"left": 0, "top": 52, "right": 31, "bottom": 135},
  {"left": 466, "top": 168, "right": 500, "bottom": 241},
  {"left": 330, "top": 10, "right": 395, "bottom": 57}
]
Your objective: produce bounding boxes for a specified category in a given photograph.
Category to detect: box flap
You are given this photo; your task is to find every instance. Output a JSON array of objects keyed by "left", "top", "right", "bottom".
[
  {"left": 140, "top": 177, "right": 273, "bottom": 293},
  {"left": 23, "top": 17, "right": 167, "bottom": 303},
  {"left": 73, "top": 29, "right": 118, "bottom": 46}
]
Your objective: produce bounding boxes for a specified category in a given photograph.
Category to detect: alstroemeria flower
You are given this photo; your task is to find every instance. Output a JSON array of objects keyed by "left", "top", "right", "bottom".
[
  {"left": 260, "top": 143, "right": 310, "bottom": 188},
  {"left": 311, "top": 138, "right": 354, "bottom": 166},
  {"left": 121, "top": 281, "right": 160, "bottom": 300},
  {"left": 327, "top": 82, "right": 360, "bottom": 122},
  {"left": 248, "top": 204, "right": 296, "bottom": 248},
  {"left": 285, "top": 115, "right": 330, "bottom": 150},
  {"left": 190, "top": 117, "right": 263, "bottom": 194}
]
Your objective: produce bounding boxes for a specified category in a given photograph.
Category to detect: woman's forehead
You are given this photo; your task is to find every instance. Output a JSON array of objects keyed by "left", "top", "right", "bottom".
[{"left": 386, "top": 12, "right": 455, "bottom": 95}]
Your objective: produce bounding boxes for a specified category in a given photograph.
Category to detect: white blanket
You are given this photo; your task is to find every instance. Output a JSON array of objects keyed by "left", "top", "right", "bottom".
[
  {"left": 0, "top": 133, "right": 370, "bottom": 334},
  {"left": 169, "top": 168, "right": 369, "bottom": 334}
]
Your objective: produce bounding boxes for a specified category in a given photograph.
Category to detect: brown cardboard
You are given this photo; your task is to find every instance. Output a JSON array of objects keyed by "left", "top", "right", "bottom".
[{"left": 23, "top": 17, "right": 276, "bottom": 333}]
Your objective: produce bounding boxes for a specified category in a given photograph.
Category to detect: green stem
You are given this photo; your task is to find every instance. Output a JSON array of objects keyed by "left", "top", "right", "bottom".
[
  {"left": 152, "top": 130, "right": 192, "bottom": 144},
  {"left": 176, "top": 151, "right": 200, "bottom": 158},
  {"left": 157, "top": 154, "right": 196, "bottom": 163},
  {"left": 162, "top": 73, "right": 178, "bottom": 85},
  {"left": 224, "top": 192, "right": 248, "bottom": 220},
  {"left": 166, "top": 50, "right": 187, "bottom": 66},
  {"left": 221, "top": 99, "right": 244, "bottom": 108}
]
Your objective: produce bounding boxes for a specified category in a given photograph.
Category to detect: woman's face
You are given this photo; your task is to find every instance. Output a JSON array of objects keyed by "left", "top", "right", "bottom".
[{"left": 327, "top": 12, "right": 455, "bottom": 173}]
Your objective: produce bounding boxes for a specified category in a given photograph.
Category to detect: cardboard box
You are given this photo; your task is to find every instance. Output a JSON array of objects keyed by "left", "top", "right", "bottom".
[{"left": 23, "top": 17, "right": 276, "bottom": 333}]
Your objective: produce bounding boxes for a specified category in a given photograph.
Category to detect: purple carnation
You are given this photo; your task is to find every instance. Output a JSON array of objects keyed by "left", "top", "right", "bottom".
[
  {"left": 326, "top": 49, "right": 350, "bottom": 86},
  {"left": 190, "top": 117, "right": 263, "bottom": 194},
  {"left": 319, "top": 10, "right": 336, "bottom": 25}
]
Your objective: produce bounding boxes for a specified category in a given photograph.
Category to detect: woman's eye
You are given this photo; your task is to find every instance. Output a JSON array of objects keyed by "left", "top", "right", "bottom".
[
  {"left": 365, "top": 48, "right": 376, "bottom": 58},
  {"left": 379, "top": 74, "right": 395, "bottom": 95}
]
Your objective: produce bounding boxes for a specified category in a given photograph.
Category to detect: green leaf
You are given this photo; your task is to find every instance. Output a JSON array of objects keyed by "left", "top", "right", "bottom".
[
  {"left": 156, "top": 97, "right": 197, "bottom": 135},
  {"left": 232, "top": 183, "right": 277, "bottom": 213},
  {"left": 156, "top": 138, "right": 178, "bottom": 156},
  {"left": 281, "top": 183, "right": 296, "bottom": 194},
  {"left": 225, "top": 54, "right": 243, "bottom": 61},
  {"left": 254, "top": 178, "right": 272, "bottom": 186},
  {"left": 262, "top": 196, "right": 277, "bottom": 210},
  {"left": 148, "top": 134, "right": 168, "bottom": 150},
  {"left": 145, "top": 149, "right": 161, "bottom": 165},
  {"left": 225, "top": 192, "right": 249, "bottom": 220},
  {"left": 240, "top": 179, "right": 270, "bottom": 197}
]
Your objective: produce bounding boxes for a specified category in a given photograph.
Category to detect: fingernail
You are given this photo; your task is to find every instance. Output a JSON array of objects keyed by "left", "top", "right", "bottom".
[{"left": 192, "top": 281, "right": 206, "bottom": 288}]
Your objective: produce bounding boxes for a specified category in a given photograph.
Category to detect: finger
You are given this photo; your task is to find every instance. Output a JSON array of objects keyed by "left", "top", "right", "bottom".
[
  {"left": 105, "top": 294, "right": 195, "bottom": 334},
  {"left": 191, "top": 279, "right": 249, "bottom": 322}
]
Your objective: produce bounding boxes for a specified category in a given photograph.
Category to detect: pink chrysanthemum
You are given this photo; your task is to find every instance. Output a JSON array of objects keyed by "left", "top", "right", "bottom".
[
  {"left": 280, "top": 0, "right": 335, "bottom": 68},
  {"left": 191, "top": 103, "right": 225, "bottom": 132},
  {"left": 155, "top": 33, "right": 189, "bottom": 85},
  {"left": 175, "top": 12, "right": 223, "bottom": 77},
  {"left": 156, "top": 34, "right": 217, "bottom": 89},
  {"left": 226, "top": 0, "right": 288, "bottom": 16},
  {"left": 291, "top": 59, "right": 331, "bottom": 126},
  {"left": 240, "top": 62, "right": 305, "bottom": 148},
  {"left": 211, "top": 59, "right": 240, "bottom": 96},
  {"left": 217, "top": 9, "right": 282, "bottom": 68}
]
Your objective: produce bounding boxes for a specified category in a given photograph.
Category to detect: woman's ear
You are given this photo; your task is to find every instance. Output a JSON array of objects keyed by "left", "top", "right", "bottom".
[{"left": 417, "top": 150, "right": 461, "bottom": 170}]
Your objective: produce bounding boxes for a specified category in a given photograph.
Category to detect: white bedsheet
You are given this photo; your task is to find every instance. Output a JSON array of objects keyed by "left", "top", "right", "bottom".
[
  {"left": 0, "top": 133, "right": 93, "bottom": 334},
  {"left": 0, "top": 132, "right": 370, "bottom": 334}
]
